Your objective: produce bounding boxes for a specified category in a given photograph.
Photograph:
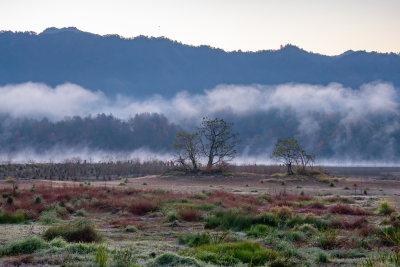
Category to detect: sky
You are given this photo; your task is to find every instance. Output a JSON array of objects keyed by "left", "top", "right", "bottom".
[{"left": 0, "top": 0, "right": 399, "bottom": 55}]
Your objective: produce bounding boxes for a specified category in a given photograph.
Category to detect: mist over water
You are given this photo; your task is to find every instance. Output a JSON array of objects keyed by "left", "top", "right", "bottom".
[{"left": 0, "top": 81, "right": 399, "bottom": 165}]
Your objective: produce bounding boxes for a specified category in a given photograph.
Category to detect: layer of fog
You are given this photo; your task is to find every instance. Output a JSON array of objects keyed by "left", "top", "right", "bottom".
[
  {"left": 1, "top": 81, "right": 399, "bottom": 166},
  {"left": 0, "top": 147, "right": 172, "bottom": 164},
  {"left": 0, "top": 81, "right": 397, "bottom": 124},
  {"left": 2, "top": 148, "right": 400, "bottom": 167}
]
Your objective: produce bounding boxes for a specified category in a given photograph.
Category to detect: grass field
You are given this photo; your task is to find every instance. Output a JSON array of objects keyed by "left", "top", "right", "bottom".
[{"left": 0, "top": 168, "right": 399, "bottom": 266}]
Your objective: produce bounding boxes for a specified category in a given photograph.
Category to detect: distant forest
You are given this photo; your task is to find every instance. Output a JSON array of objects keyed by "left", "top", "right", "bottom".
[
  {"left": 1, "top": 111, "right": 400, "bottom": 162},
  {"left": 0, "top": 113, "right": 181, "bottom": 153}
]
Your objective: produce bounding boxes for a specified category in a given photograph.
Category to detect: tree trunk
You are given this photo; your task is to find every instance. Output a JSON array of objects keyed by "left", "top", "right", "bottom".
[{"left": 287, "top": 163, "right": 294, "bottom": 175}]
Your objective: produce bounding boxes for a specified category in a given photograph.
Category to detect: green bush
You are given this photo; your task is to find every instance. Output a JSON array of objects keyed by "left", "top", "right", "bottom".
[
  {"left": 1, "top": 237, "right": 48, "bottom": 255},
  {"left": 43, "top": 219, "right": 101, "bottom": 243},
  {"left": 0, "top": 210, "right": 25, "bottom": 224},
  {"left": 205, "top": 210, "right": 277, "bottom": 231},
  {"left": 33, "top": 194, "right": 43, "bottom": 204},
  {"left": 65, "top": 242, "right": 97, "bottom": 254},
  {"left": 179, "top": 233, "right": 210, "bottom": 247},
  {"left": 149, "top": 253, "right": 201, "bottom": 267},
  {"left": 316, "top": 251, "right": 329, "bottom": 263},
  {"left": 285, "top": 231, "right": 305, "bottom": 242},
  {"left": 40, "top": 210, "right": 59, "bottom": 225},
  {"left": 112, "top": 248, "right": 137, "bottom": 267},
  {"left": 49, "top": 237, "right": 68, "bottom": 248},
  {"left": 196, "top": 241, "right": 277, "bottom": 266},
  {"left": 296, "top": 223, "right": 318, "bottom": 237},
  {"left": 167, "top": 212, "right": 178, "bottom": 222},
  {"left": 275, "top": 241, "right": 299, "bottom": 258},
  {"left": 196, "top": 204, "right": 215, "bottom": 211},
  {"left": 376, "top": 201, "right": 395, "bottom": 216},
  {"left": 247, "top": 224, "right": 271, "bottom": 237},
  {"left": 94, "top": 243, "right": 109, "bottom": 267},
  {"left": 74, "top": 210, "right": 85, "bottom": 217},
  {"left": 317, "top": 229, "right": 338, "bottom": 249},
  {"left": 125, "top": 225, "right": 138, "bottom": 232}
]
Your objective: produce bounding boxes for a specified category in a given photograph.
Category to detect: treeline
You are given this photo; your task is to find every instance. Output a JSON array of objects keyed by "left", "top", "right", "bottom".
[
  {"left": 0, "top": 160, "right": 169, "bottom": 180},
  {"left": 0, "top": 113, "right": 181, "bottom": 152},
  {"left": 1, "top": 110, "right": 400, "bottom": 161}
]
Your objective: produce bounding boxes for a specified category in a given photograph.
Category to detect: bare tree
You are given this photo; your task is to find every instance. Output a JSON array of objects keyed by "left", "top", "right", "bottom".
[
  {"left": 173, "top": 132, "right": 201, "bottom": 172},
  {"left": 198, "top": 117, "right": 240, "bottom": 170}
]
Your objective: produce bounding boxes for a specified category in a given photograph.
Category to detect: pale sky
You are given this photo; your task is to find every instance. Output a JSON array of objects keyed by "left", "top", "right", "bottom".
[{"left": 1, "top": 0, "right": 399, "bottom": 55}]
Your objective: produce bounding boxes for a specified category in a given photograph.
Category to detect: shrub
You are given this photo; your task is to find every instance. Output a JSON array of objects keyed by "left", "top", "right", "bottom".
[
  {"left": 66, "top": 242, "right": 97, "bottom": 254},
  {"left": 1, "top": 237, "right": 48, "bottom": 256},
  {"left": 247, "top": 224, "right": 271, "bottom": 237},
  {"left": 328, "top": 204, "right": 371, "bottom": 216},
  {"left": 179, "top": 233, "right": 211, "bottom": 247},
  {"left": 0, "top": 210, "right": 25, "bottom": 224},
  {"left": 94, "top": 243, "right": 109, "bottom": 267},
  {"left": 375, "top": 201, "right": 395, "bottom": 216},
  {"left": 196, "top": 203, "right": 215, "bottom": 211},
  {"left": 49, "top": 237, "right": 67, "bottom": 248},
  {"left": 296, "top": 223, "right": 318, "bottom": 237},
  {"left": 33, "top": 195, "right": 43, "bottom": 204},
  {"left": 276, "top": 241, "right": 299, "bottom": 257},
  {"left": 318, "top": 229, "right": 338, "bottom": 249},
  {"left": 167, "top": 212, "right": 178, "bottom": 222},
  {"left": 205, "top": 210, "right": 278, "bottom": 231},
  {"left": 39, "top": 210, "right": 59, "bottom": 225},
  {"left": 316, "top": 251, "right": 329, "bottom": 263},
  {"left": 178, "top": 207, "right": 201, "bottom": 222},
  {"left": 112, "top": 248, "right": 137, "bottom": 266},
  {"left": 43, "top": 219, "right": 101, "bottom": 243},
  {"left": 125, "top": 225, "right": 137, "bottom": 232},
  {"left": 129, "top": 200, "right": 158, "bottom": 215},
  {"left": 196, "top": 241, "right": 277, "bottom": 266},
  {"left": 285, "top": 231, "right": 305, "bottom": 242},
  {"left": 6, "top": 196, "right": 14, "bottom": 205},
  {"left": 74, "top": 210, "right": 85, "bottom": 217},
  {"left": 360, "top": 250, "right": 400, "bottom": 267},
  {"left": 149, "top": 253, "right": 201, "bottom": 267},
  {"left": 269, "top": 206, "right": 293, "bottom": 220}
]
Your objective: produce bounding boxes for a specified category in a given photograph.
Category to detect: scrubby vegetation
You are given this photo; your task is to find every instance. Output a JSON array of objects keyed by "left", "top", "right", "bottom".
[{"left": 0, "top": 169, "right": 398, "bottom": 266}]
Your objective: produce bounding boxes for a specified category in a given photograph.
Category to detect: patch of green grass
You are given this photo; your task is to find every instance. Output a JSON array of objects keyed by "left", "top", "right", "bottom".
[
  {"left": 43, "top": 219, "right": 101, "bottom": 243},
  {"left": 0, "top": 210, "right": 25, "bottom": 224},
  {"left": 196, "top": 241, "right": 278, "bottom": 266},
  {"left": 40, "top": 210, "right": 60, "bottom": 225},
  {"left": 49, "top": 237, "right": 68, "bottom": 248},
  {"left": 0, "top": 237, "right": 48, "bottom": 256},
  {"left": 74, "top": 209, "right": 85, "bottom": 217},
  {"left": 179, "top": 233, "right": 211, "bottom": 247},
  {"left": 247, "top": 224, "right": 272, "bottom": 237},
  {"left": 205, "top": 210, "right": 277, "bottom": 231},
  {"left": 285, "top": 231, "right": 305, "bottom": 242},
  {"left": 316, "top": 251, "right": 329, "bottom": 263},
  {"left": 125, "top": 225, "right": 138, "bottom": 232},
  {"left": 375, "top": 201, "right": 395, "bottom": 215},
  {"left": 195, "top": 203, "right": 215, "bottom": 211},
  {"left": 149, "top": 253, "right": 201, "bottom": 267}
]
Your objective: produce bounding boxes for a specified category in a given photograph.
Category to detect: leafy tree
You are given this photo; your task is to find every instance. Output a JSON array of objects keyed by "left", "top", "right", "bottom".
[
  {"left": 198, "top": 117, "right": 240, "bottom": 170},
  {"left": 271, "top": 137, "right": 302, "bottom": 175},
  {"left": 173, "top": 132, "right": 201, "bottom": 172}
]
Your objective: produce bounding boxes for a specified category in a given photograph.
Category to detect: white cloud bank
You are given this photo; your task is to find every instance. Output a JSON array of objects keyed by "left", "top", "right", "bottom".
[{"left": 0, "top": 81, "right": 397, "bottom": 123}]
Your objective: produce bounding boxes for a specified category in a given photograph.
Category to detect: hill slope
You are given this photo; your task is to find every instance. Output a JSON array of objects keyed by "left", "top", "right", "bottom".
[{"left": 0, "top": 27, "right": 399, "bottom": 97}]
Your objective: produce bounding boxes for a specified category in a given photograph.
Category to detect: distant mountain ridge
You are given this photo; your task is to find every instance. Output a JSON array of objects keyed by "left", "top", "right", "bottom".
[{"left": 0, "top": 27, "right": 399, "bottom": 97}]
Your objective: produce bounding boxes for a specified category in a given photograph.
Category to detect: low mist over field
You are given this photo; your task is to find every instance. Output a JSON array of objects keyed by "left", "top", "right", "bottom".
[{"left": 1, "top": 81, "right": 400, "bottom": 164}]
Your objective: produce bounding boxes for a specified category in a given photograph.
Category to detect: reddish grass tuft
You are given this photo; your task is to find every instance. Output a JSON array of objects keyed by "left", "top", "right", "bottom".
[
  {"left": 328, "top": 204, "right": 372, "bottom": 216},
  {"left": 129, "top": 200, "right": 159, "bottom": 215},
  {"left": 178, "top": 207, "right": 202, "bottom": 222},
  {"left": 307, "top": 202, "right": 327, "bottom": 209}
]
